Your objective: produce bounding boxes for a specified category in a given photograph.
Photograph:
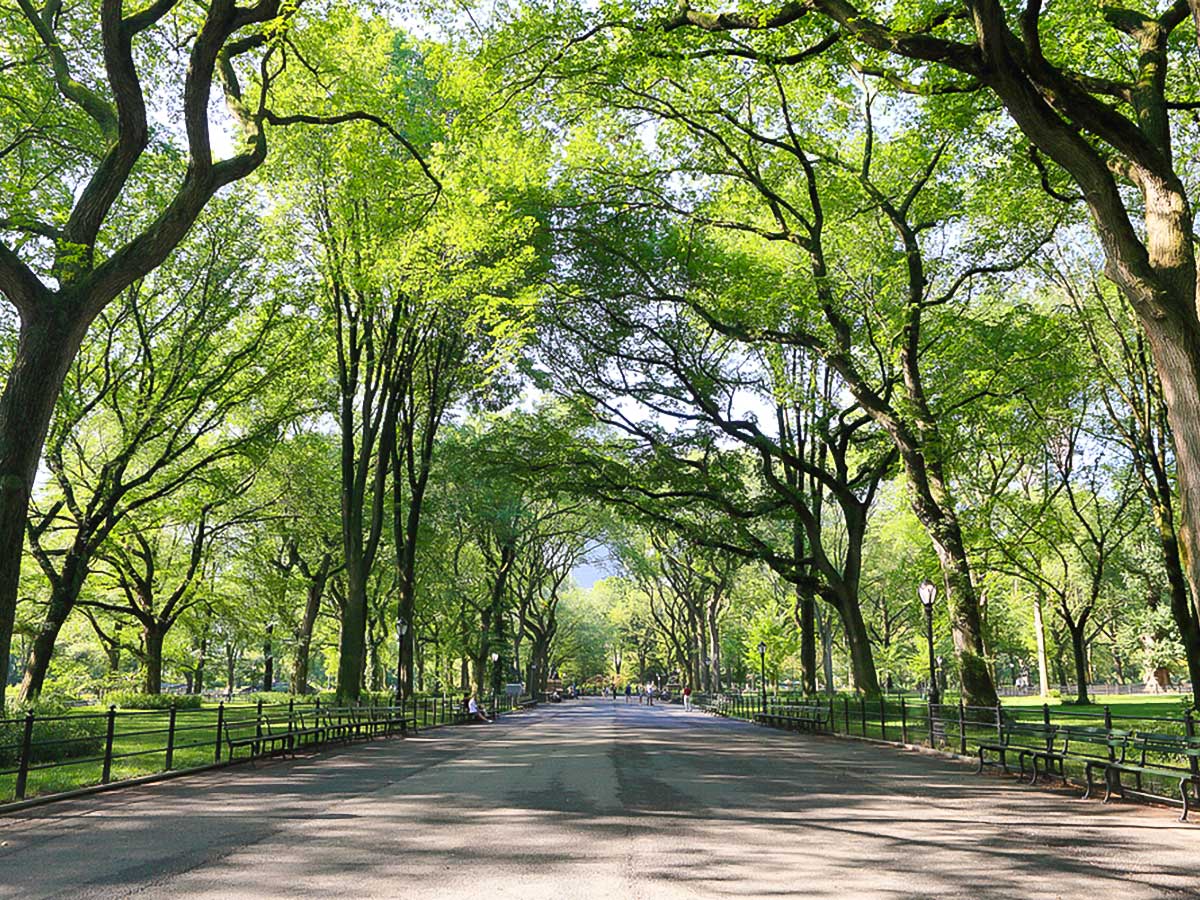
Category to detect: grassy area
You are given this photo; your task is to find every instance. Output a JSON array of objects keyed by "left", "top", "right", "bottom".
[
  {"left": 741, "top": 691, "right": 1197, "bottom": 805},
  {"left": 1002, "top": 693, "right": 1191, "bottom": 720},
  {"left": 0, "top": 696, "right": 508, "bottom": 803}
]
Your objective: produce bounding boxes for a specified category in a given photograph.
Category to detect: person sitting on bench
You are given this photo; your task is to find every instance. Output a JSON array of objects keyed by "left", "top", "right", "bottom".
[{"left": 467, "top": 694, "right": 491, "bottom": 723}]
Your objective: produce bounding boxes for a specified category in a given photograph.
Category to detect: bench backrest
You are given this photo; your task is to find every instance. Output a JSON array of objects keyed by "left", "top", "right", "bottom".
[
  {"left": 223, "top": 715, "right": 263, "bottom": 742},
  {"left": 1133, "top": 731, "right": 1200, "bottom": 766},
  {"left": 1060, "top": 725, "right": 1127, "bottom": 757},
  {"left": 1005, "top": 722, "right": 1056, "bottom": 747}
]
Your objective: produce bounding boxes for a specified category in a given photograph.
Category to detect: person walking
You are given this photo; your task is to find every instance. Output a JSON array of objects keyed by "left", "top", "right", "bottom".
[
  {"left": 625, "top": 683, "right": 632, "bottom": 704},
  {"left": 683, "top": 684, "right": 692, "bottom": 712}
]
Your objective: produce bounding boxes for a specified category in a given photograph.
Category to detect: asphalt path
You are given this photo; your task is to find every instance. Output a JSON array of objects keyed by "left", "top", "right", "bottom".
[{"left": 1, "top": 698, "right": 1197, "bottom": 898}]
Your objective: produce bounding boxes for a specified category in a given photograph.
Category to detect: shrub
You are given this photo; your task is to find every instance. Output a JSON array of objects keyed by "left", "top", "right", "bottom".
[
  {"left": 105, "top": 691, "right": 202, "bottom": 710},
  {"left": 0, "top": 699, "right": 107, "bottom": 766},
  {"left": 223, "top": 692, "right": 313, "bottom": 708},
  {"left": 315, "top": 690, "right": 397, "bottom": 707}
]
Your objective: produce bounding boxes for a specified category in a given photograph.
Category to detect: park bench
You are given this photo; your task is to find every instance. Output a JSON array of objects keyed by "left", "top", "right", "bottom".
[
  {"left": 317, "top": 708, "right": 357, "bottom": 743},
  {"left": 223, "top": 715, "right": 294, "bottom": 761},
  {"left": 976, "top": 721, "right": 1057, "bottom": 780},
  {"left": 350, "top": 707, "right": 394, "bottom": 739},
  {"left": 1084, "top": 731, "right": 1200, "bottom": 821},
  {"left": 755, "top": 704, "right": 829, "bottom": 733},
  {"left": 1029, "top": 725, "right": 1128, "bottom": 785},
  {"left": 288, "top": 710, "right": 327, "bottom": 749},
  {"left": 386, "top": 708, "right": 419, "bottom": 736}
]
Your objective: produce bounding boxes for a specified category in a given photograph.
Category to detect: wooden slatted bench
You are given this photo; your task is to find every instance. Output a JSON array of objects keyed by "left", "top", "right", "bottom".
[
  {"left": 223, "top": 715, "right": 293, "bottom": 761},
  {"left": 1086, "top": 732, "right": 1200, "bottom": 821},
  {"left": 1031, "top": 725, "right": 1128, "bottom": 785},
  {"left": 755, "top": 704, "right": 829, "bottom": 733},
  {"left": 977, "top": 721, "right": 1057, "bottom": 780}
]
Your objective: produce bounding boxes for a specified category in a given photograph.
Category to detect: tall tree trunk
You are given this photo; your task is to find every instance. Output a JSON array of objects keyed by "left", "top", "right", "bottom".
[
  {"left": 1069, "top": 622, "right": 1091, "bottom": 705},
  {"left": 18, "top": 589, "right": 75, "bottom": 701},
  {"left": 923, "top": 514, "right": 996, "bottom": 705},
  {"left": 1032, "top": 589, "right": 1050, "bottom": 698},
  {"left": 195, "top": 636, "right": 207, "bottom": 695},
  {"left": 262, "top": 623, "right": 274, "bottom": 692},
  {"left": 0, "top": 311, "right": 88, "bottom": 708},
  {"left": 799, "top": 594, "right": 816, "bottom": 694},
  {"left": 142, "top": 623, "right": 165, "bottom": 695},
  {"left": 292, "top": 554, "right": 331, "bottom": 694},
  {"left": 829, "top": 592, "right": 880, "bottom": 696},
  {"left": 225, "top": 642, "right": 237, "bottom": 699},
  {"left": 336, "top": 554, "right": 369, "bottom": 703},
  {"left": 1150, "top": 499, "right": 1200, "bottom": 709},
  {"left": 819, "top": 607, "right": 835, "bottom": 695},
  {"left": 706, "top": 601, "right": 722, "bottom": 692}
]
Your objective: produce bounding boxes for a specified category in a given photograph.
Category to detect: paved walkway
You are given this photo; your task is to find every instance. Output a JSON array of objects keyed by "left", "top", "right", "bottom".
[{"left": 0, "top": 699, "right": 1196, "bottom": 898}]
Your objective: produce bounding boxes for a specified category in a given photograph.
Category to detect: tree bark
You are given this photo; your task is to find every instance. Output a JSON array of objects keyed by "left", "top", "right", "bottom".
[
  {"left": 195, "top": 636, "right": 207, "bottom": 695},
  {"left": 262, "top": 623, "right": 274, "bottom": 692},
  {"left": 18, "top": 577, "right": 83, "bottom": 700},
  {"left": 292, "top": 554, "right": 331, "bottom": 694},
  {"left": 1032, "top": 589, "right": 1050, "bottom": 698},
  {"left": 1068, "top": 622, "right": 1091, "bottom": 705},
  {"left": 831, "top": 591, "right": 879, "bottom": 696},
  {"left": 142, "top": 623, "right": 165, "bottom": 695},
  {"left": 0, "top": 310, "right": 89, "bottom": 707}
]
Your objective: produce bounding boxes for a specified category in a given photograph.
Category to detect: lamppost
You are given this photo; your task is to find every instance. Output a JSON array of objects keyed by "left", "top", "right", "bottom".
[
  {"left": 490, "top": 651, "right": 501, "bottom": 697},
  {"left": 757, "top": 641, "right": 767, "bottom": 712},
  {"left": 918, "top": 580, "right": 940, "bottom": 706}
]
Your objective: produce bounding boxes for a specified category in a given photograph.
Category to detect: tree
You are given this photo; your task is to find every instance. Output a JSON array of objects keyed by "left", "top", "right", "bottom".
[
  {"left": 0, "top": 0, "right": 434, "bottom": 705},
  {"left": 643, "top": 0, "right": 1200, "bottom": 689},
  {"left": 1048, "top": 259, "right": 1200, "bottom": 708},
  {"left": 20, "top": 208, "right": 308, "bottom": 699}
]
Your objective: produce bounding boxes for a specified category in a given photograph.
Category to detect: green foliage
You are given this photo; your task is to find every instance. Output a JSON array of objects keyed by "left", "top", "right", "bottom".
[
  {"left": 105, "top": 692, "right": 202, "bottom": 711},
  {"left": 0, "top": 699, "right": 107, "bottom": 767}
]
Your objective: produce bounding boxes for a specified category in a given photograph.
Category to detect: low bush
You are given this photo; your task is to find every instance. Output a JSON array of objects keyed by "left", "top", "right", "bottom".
[
  {"left": 0, "top": 698, "right": 107, "bottom": 766},
  {"left": 223, "top": 692, "right": 313, "bottom": 707},
  {"left": 105, "top": 691, "right": 202, "bottom": 710}
]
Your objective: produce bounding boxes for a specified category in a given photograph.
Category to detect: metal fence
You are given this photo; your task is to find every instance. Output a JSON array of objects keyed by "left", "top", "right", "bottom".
[
  {"left": 996, "top": 682, "right": 1194, "bottom": 697},
  {"left": 693, "top": 691, "right": 1200, "bottom": 809},
  {"left": 0, "top": 692, "right": 531, "bottom": 805}
]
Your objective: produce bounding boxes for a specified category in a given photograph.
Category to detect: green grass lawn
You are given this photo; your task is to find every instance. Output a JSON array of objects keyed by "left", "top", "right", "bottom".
[{"left": 1, "top": 696, "right": 496, "bottom": 803}]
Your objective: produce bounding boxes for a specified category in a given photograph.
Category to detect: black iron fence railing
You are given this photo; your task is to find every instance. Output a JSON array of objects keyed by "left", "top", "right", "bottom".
[
  {"left": 690, "top": 691, "right": 1200, "bottom": 811},
  {"left": 0, "top": 692, "right": 534, "bottom": 805}
]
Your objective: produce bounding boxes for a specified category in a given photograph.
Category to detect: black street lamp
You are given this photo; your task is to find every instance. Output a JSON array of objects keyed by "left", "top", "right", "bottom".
[
  {"left": 490, "top": 651, "right": 501, "bottom": 696},
  {"left": 919, "top": 580, "right": 940, "bottom": 706},
  {"left": 757, "top": 641, "right": 767, "bottom": 712}
]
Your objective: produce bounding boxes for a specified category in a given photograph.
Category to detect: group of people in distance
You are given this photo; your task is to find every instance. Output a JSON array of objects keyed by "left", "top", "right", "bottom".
[
  {"left": 462, "top": 682, "right": 699, "bottom": 722},
  {"left": 609, "top": 682, "right": 694, "bottom": 708}
]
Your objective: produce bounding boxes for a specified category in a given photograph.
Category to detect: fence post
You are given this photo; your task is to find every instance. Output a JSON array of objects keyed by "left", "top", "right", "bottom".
[
  {"left": 215, "top": 701, "right": 225, "bottom": 762},
  {"left": 101, "top": 706, "right": 116, "bottom": 784},
  {"left": 928, "top": 698, "right": 936, "bottom": 747},
  {"left": 900, "top": 697, "right": 908, "bottom": 745},
  {"left": 14, "top": 710, "right": 35, "bottom": 801},
  {"left": 880, "top": 696, "right": 887, "bottom": 742},
  {"left": 843, "top": 696, "right": 850, "bottom": 734},
  {"left": 288, "top": 696, "right": 295, "bottom": 731},
  {"left": 957, "top": 698, "right": 966, "bottom": 755},
  {"left": 859, "top": 695, "right": 867, "bottom": 737},
  {"left": 1103, "top": 705, "right": 1115, "bottom": 761},
  {"left": 165, "top": 705, "right": 177, "bottom": 771}
]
